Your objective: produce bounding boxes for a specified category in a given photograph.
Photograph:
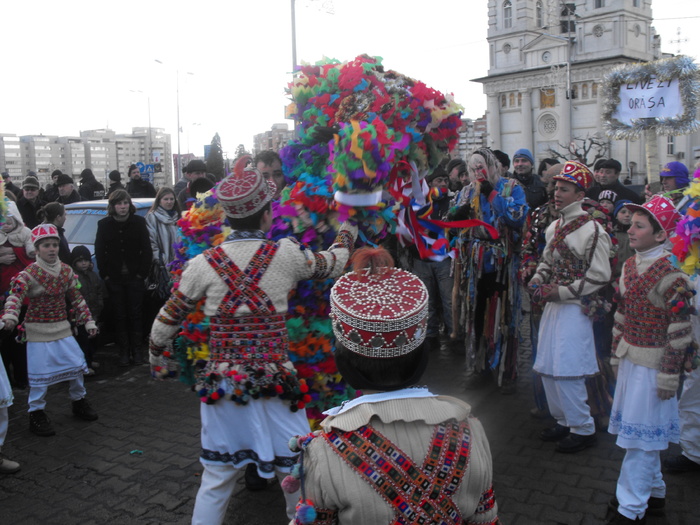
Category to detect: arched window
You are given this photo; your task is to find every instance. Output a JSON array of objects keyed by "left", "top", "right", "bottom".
[
  {"left": 501, "top": 94, "right": 507, "bottom": 108},
  {"left": 592, "top": 83, "right": 598, "bottom": 97},
  {"left": 536, "top": 1, "right": 544, "bottom": 28},
  {"left": 517, "top": 92, "right": 523, "bottom": 107},
  {"left": 504, "top": 1, "right": 512, "bottom": 29},
  {"left": 509, "top": 93, "right": 515, "bottom": 106},
  {"left": 582, "top": 83, "right": 589, "bottom": 99}
]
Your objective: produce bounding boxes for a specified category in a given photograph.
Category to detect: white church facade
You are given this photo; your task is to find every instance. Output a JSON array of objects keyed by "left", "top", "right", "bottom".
[{"left": 475, "top": 0, "right": 700, "bottom": 182}]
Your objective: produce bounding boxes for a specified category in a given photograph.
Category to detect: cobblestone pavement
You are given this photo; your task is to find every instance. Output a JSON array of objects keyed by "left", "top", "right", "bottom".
[{"left": 1, "top": 340, "right": 698, "bottom": 524}]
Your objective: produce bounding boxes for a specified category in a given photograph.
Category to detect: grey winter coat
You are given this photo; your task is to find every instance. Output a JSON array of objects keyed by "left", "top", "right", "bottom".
[{"left": 145, "top": 207, "right": 180, "bottom": 265}]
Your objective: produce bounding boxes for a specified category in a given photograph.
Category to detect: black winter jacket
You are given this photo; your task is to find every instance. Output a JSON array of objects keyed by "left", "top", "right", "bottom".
[
  {"left": 125, "top": 178, "right": 156, "bottom": 198},
  {"left": 79, "top": 173, "right": 106, "bottom": 201},
  {"left": 95, "top": 214, "right": 153, "bottom": 280}
]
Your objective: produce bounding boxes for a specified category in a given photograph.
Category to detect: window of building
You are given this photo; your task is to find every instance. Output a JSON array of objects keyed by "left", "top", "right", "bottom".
[
  {"left": 633, "top": 0, "right": 640, "bottom": 6},
  {"left": 509, "top": 93, "right": 515, "bottom": 106},
  {"left": 536, "top": 1, "right": 544, "bottom": 28},
  {"left": 582, "top": 83, "right": 589, "bottom": 99},
  {"left": 540, "top": 89, "right": 556, "bottom": 108},
  {"left": 504, "top": 1, "right": 512, "bottom": 29},
  {"left": 667, "top": 135, "right": 675, "bottom": 155},
  {"left": 592, "top": 83, "right": 598, "bottom": 97},
  {"left": 501, "top": 94, "right": 507, "bottom": 108},
  {"left": 595, "top": 0, "right": 604, "bottom": 8},
  {"left": 560, "top": 3, "right": 576, "bottom": 34},
  {"left": 518, "top": 92, "right": 522, "bottom": 107}
]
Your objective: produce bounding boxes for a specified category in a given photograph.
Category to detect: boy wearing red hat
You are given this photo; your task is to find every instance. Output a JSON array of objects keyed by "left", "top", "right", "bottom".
[
  {"left": 606, "top": 195, "right": 693, "bottom": 524},
  {"left": 149, "top": 161, "right": 357, "bottom": 524},
  {"left": 529, "top": 161, "right": 612, "bottom": 453},
  {"left": 2, "top": 224, "right": 98, "bottom": 437}
]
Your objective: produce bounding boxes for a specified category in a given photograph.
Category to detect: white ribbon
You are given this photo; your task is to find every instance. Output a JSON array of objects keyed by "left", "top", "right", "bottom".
[{"left": 334, "top": 189, "right": 384, "bottom": 206}]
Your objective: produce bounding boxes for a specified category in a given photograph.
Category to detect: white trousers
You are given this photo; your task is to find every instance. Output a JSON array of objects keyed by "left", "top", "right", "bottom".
[
  {"left": 679, "top": 368, "right": 700, "bottom": 464},
  {"left": 0, "top": 407, "right": 7, "bottom": 448},
  {"left": 191, "top": 462, "right": 299, "bottom": 525},
  {"left": 28, "top": 375, "right": 86, "bottom": 412},
  {"left": 616, "top": 448, "right": 665, "bottom": 520},
  {"left": 541, "top": 376, "right": 595, "bottom": 435}
]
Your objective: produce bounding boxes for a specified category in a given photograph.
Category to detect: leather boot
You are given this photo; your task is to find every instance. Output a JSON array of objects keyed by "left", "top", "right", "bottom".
[
  {"left": 29, "top": 410, "right": 56, "bottom": 437},
  {"left": 129, "top": 332, "right": 144, "bottom": 365},
  {"left": 116, "top": 333, "right": 130, "bottom": 367},
  {"left": 72, "top": 398, "right": 99, "bottom": 421}
]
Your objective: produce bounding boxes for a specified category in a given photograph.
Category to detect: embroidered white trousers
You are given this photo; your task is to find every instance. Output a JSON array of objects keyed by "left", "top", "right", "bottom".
[
  {"left": 191, "top": 462, "right": 298, "bottom": 525},
  {"left": 615, "top": 448, "right": 665, "bottom": 520},
  {"left": 541, "top": 376, "right": 595, "bottom": 435},
  {"left": 28, "top": 375, "right": 86, "bottom": 412}
]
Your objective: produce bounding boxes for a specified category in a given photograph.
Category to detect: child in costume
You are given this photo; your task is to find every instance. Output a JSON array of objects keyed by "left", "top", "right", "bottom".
[
  {"left": 607, "top": 195, "right": 693, "bottom": 524},
  {"left": 285, "top": 247, "right": 499, "bottom": 524},
  {"left": 149, "top": 164, "right": 357, "bottom": 525},
  {"left": 71, "top": 245, "right": 104, "bottom": 375},
  {"left": 2, "top": 224, "right": 98, "bottom": 437},
  {"left": 529, "top": 161, "right": 612, "bottom": 453}
]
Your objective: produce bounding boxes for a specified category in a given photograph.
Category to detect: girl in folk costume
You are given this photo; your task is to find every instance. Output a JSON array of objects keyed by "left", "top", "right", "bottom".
[
  {"left": 451, "top": 147, "right": 528, "bottom": 393},
  {"left": 2, "top": 224, "right": 98, "bottom": 437},
  {"left": 149, "top": 164, "right": 358, "bottom": 525},
  {"left": 529, "top": 161, "right": 612, "bottom": 454},
  {"left": 606, "top": 196, "right": 693, "bottom": 524},
  {"left": 284, "top": 248, "right": 499, "bottom": 525}
]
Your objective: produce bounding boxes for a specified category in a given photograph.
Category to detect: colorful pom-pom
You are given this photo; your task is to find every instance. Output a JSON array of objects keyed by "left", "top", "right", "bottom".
[
  {"left": 281, "top": 474, "right": 301, "bottom": 494},
  {"left": 295, "top": 501, "right": 317, "bottom": 524}
]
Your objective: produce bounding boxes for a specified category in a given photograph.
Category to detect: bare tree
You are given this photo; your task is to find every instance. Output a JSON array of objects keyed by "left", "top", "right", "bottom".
[{"left": 546, "top": 134, "right": 609, "bottom": 167}]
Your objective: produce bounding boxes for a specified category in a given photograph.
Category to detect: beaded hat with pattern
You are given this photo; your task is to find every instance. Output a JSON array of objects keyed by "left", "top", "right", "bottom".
[
  {"left": 553, "top": 160, "right": 594, "bottom": 191},
  {"left": 217, "top": 155, "right": 276, "bottom": 218},
  {"left": 330, "top": 249, "right": 428, "bottom": 359},
  {"left": 31, "top": 224, "right": 59, "bottom": 245},
  {"left": 626, "top": 195, "right": 681, "bottom": 236}
]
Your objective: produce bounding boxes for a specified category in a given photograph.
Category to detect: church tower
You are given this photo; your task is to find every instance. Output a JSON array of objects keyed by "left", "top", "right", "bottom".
[{"left": 476, "top": 0, "right": 659, "bottom": 175}]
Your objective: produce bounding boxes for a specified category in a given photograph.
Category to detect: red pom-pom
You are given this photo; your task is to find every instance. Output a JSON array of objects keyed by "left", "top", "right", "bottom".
[
  {"left": 275, "top": 384, "right": 284, "bottom": 394},
  {"left": 281, "top": 474, "right": 301, "bottom": 494},
  {"left": 163, "top": 351, "right": 171, "bottom": 358},
  {"left": 302, "top": 394, "right": 312, "bottom": 403},
  {"left": 211, "top": 391, "right": 220, "bottom": 401},
  {"left": 299, "top": 382, "right": 309, "bottom": 394}
]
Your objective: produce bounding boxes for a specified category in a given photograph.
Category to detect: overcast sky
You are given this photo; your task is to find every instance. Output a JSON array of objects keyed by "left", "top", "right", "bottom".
[{"left": 2, "top": 0, "right": 699, "bottom": 158}]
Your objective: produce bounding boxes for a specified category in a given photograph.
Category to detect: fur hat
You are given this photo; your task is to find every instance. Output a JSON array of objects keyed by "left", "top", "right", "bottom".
[
  {"left": 183, "top": 159, "right": 207, "bottom": 173},
  {"left": 599, "top": 158, "right": 622, "bottom": 173},
  {"left": 31, "top": 224, "right": 60, "bottom": 245},
  {"left": 56, "top": 174, "right": 74, "bottom": 187}
]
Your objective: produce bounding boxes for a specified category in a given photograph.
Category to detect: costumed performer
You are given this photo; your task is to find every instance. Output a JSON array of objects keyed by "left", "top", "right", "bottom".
[
  {"left": 529, "top": 161, "right": 611, "bottom": 453},
  {"left": 606, "top": 195, "right": 694, "bottom": 524},
  {"left": 451, "top": 147, "right": 528, "bottom": 393},
  {"left": 2, "top": 224, "right": 99, "bottom": 437},
  {"left": 284, "top": 247, "right": 499, "bottom": 525},
  {"left": 149, "top": 164, "right": 358, "bottom": 525}
]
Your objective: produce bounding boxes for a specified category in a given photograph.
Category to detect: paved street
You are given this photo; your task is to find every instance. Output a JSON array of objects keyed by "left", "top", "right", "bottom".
[{"left": 1, "top": 340, "right": 698, "bottom": 525}]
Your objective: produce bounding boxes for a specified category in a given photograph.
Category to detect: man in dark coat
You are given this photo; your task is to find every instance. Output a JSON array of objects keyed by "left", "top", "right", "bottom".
[
  {"left": 585, "top": 158, "right": 643, "bottom": 205},
  {"left": 511, "top": 148, "right": 548, "bottom": 209},
  {"left": 16, "top": 176, "right": 46, "bottom": 228},
  {"left": 125, "top": 164, "right": 156, "bottom": 198},
  {"left": 106, "top": 170, "right": 125, "bottom": 198},
  {"left": 2, "top": 172, "right": 22, "bottom": 199},
  {"left": 176, "top": 159, "right": 208, "bottom": 206},
  {"left": 56, "top": 174, "right": 81, "bottom": 205},
  {"left": 44, "top": 170, "right": 62, "bottom": 202},
  {"left": 78, "top": 169, "right": 106, "bottom": 201}
]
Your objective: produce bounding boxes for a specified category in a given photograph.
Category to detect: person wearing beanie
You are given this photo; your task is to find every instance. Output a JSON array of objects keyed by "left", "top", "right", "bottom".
[
  {"left": 529, "top": 161, "right": 612, "bottom": 454},
  {"left": 586, "top": 158, "right": 643, "bottom": 205},
  {"left": 55, "top": 174, "right": 81, "bottom": 205},
  {"left": 70, "top": 245, "right": 103, "bottom": 377},
  {"left": 44, "top": 170, "right": 62, "bottom": 203},
  {"left": 492, "top": 149, "right": 511, "bottom": 178},
  {"left": 78, "top": 168, "right": 105, "bottom": 201},
  {"left": 149, "top": 156, "right": 359, "bottom": 525},
  {"left": 2, "top": 224, "right": 99, "bottom": 437},
  {"left": 658, "top": 161, "right": 690, "bottom": 209},
  {"left": 512, "top": 148, "right": 548, "bottom": 209},
  {"left": 125, "top": 164, "right": 156, "bottom": 199},
  {"left": 17, "top": 176, "right": 46, "bottom": 228},
  {"left": 446, "top": 157, "right": 467, "bottom": 192},
  {"left": 2, "top": 172, "right": 21, "bottom": 200},
  {"left": 106, "top": 170, "right": 125, "bottom": 198},
  {"left": 287, "top": 247, "right": 499, "bottom": 524},
  {"left": 607, "top": 196, "right": 691, "bottom": 523},
  {"left": 451, "top": 147, "right": 528, "bottom": 394}
]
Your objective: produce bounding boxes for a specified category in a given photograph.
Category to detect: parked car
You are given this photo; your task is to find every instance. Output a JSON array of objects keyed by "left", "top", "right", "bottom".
[{"left": 64, "top": 198, "right": 155, "bottom": 273}]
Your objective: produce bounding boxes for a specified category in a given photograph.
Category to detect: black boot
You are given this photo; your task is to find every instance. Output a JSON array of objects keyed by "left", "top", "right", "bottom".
[
  {"left": 29, "top": 410, "right": 56, "bottom": 437},
  {"left": 72, "top": 398, "right": 98, "bottom": 421},
  {"left": 129, "top": 332, "right": 145, "bottom": 365},
  {"left": 116, "top": 333, "right": 130, "bottom": 367},
  {"left": 244, "top": 463, "right": 268, "bottom": 491}
]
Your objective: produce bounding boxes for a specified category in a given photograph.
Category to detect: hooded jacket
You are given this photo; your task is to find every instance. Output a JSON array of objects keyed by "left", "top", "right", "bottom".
[{"left": 79, "top": 171, "right": 106, "bottom": 201}]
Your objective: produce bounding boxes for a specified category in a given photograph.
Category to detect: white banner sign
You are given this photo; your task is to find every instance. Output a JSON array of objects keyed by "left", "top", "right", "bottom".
[{"left": 613, "top": 75, "right": 683, "bottom": 125}]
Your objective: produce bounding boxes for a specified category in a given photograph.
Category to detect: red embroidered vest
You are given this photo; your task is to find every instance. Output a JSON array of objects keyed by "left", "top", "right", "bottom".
[
  {"left": 24, "top": 263, "right": 74, "bottom": 324},
  {"left": 549, "top": 214, "right": 595, "bottom": 288}
]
